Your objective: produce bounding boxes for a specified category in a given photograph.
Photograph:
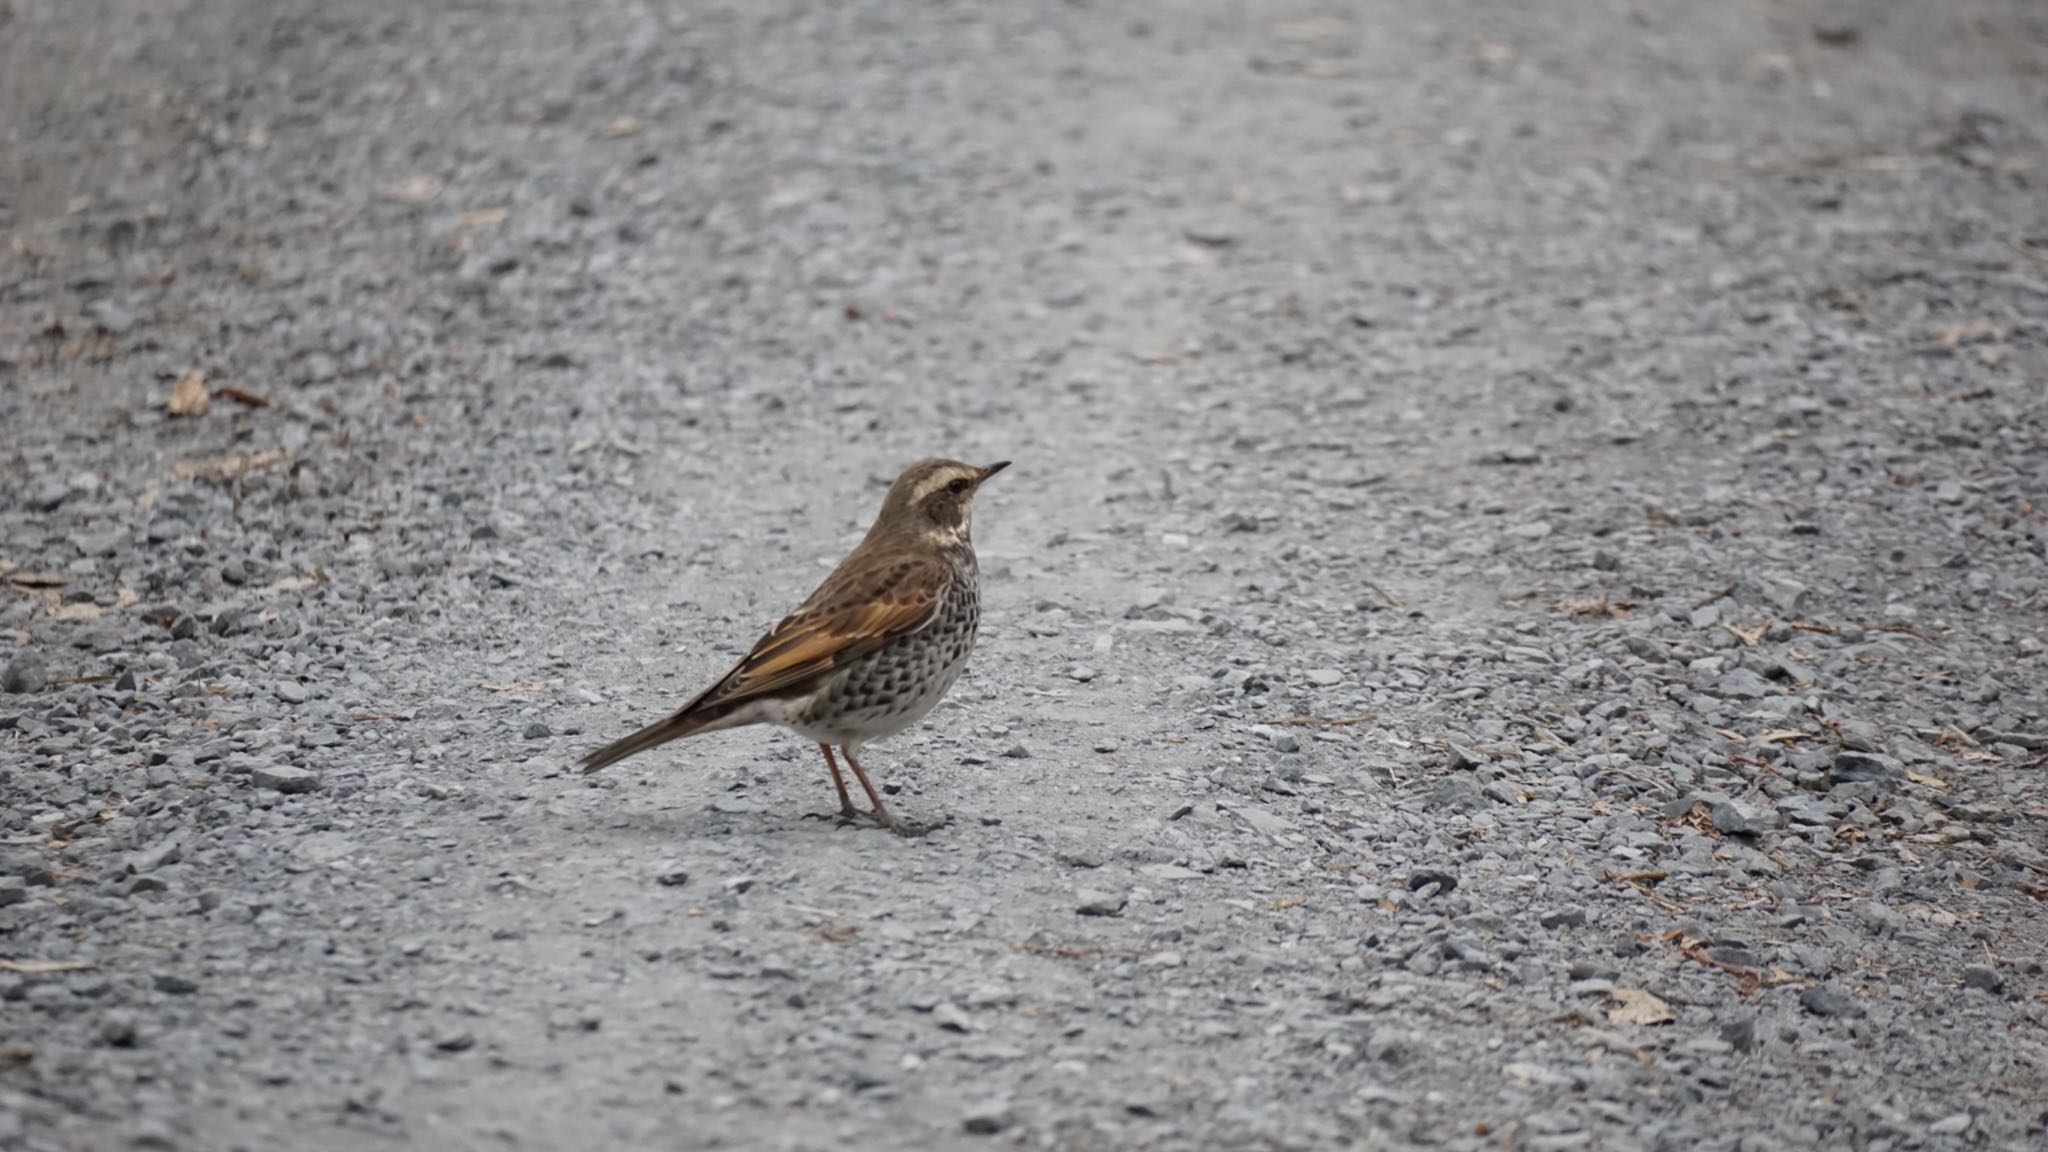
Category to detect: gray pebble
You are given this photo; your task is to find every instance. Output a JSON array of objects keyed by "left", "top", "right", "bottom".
[
  {"left": 99, "top": 1010, "right": 139, "bottom": 1047},
  {"left": 1798, "top": 985, "right": 1865, "bottom": 1019},
  {"left": 252, "top": 764, "right": 322, "bottom": 793},
  {"left": 962, "top": 1099, "right": 1014, "bottom": 1135},
  {"left": 1709, "top": 799, "right": 1768, "bottom": 837},
  {"left": 1074, "top": 888, "right": 1126, "bottom": 917},
  {"left": 274, "top": 680, "right": 309, "bottom": 705},
  {"left": 1927, "top": 1114, "right": 1972, "bottom": 1136},
  {"left": 2, "top": 650, "right": 47, "bottom": 695},
  {"left": 153, "top": 973, "right": 199, "bottom": 995},
  {"left": 1960, "top": 965, "right": 2003, "bottom": 994}
]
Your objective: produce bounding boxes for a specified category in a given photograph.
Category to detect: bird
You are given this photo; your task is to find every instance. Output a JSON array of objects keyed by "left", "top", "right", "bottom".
[{"left": 578, "top": 457, "right": 1008, "bottom": 832}]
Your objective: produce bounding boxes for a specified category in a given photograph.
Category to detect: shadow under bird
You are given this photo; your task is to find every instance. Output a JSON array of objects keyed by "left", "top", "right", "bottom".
[{"left": 579, "top": 457, "right": 1008, "bottom": 832}]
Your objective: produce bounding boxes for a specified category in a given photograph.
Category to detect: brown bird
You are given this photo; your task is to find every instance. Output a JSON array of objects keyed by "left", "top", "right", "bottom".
[{"left": 579, "top": 458, "right": 1007, "bottom": 831}]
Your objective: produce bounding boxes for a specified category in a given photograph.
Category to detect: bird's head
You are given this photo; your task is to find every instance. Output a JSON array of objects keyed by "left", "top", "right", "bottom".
[{"left": 874, "top": 457, "right": 1009, "bottom": 545}]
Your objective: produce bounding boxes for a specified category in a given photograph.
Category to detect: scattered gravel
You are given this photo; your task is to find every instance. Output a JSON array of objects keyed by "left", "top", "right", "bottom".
[{"left": 3, "top": 1, "right": 2045, "bottom": 1150}]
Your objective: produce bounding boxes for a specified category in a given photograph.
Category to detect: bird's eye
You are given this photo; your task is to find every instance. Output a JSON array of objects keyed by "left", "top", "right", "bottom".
[{"left": 947, "top": 478, "right": 972, "bottom": 494}]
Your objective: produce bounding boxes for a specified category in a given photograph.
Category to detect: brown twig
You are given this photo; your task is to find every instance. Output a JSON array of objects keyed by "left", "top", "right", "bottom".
[
  {"left": 1273, "top": 713, "right": 1379, "bottom": 727},
  {"left": 1364, "top": 578, "right": 1405, "bottom": 610},
  {"left": 1690, "top": 583, "right": 1737, "bottom": 610}
]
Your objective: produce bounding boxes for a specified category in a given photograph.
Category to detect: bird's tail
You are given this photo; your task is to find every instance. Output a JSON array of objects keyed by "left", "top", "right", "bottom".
[{"left": 578, "top": 702, "right": 741, "bottom": 775}]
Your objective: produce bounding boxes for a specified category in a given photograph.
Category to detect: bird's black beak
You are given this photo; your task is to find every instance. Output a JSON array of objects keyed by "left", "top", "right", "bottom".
[{"left": 976, "top": 461, "right": 1010, "bottom": 485}]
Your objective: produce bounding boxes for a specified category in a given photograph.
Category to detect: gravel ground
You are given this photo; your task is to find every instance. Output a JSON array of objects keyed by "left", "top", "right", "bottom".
[{"left": 4, "top": 1, "right": 2047, "bottom": 1149}]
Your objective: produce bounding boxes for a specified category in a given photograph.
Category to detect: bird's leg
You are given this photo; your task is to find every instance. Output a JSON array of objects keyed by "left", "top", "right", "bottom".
[
  {"left": 818, "top": 743, "right": 858, "bottom": 820},
  {"left": 840, "top": 746, "right": 897, "bottom": 830}
]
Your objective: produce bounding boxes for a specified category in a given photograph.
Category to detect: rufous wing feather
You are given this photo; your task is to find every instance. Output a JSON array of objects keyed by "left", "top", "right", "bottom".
[
  {"left": 706, "top": 553, "right": 950, "bottom": 704},
  {"left": 579, "top": 552, "right": 951, "bottom": 774}
]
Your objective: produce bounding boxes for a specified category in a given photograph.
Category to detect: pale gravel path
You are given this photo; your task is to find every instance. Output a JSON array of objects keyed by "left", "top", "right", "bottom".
[{"left": 3, "top": 2, "right": 2046, "bottom": 1150}]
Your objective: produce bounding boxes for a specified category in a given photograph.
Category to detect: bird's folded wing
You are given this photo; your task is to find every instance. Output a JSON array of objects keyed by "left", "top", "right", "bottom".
[{"left": 698, "top": 553, "right": 950, "bottom": 706}]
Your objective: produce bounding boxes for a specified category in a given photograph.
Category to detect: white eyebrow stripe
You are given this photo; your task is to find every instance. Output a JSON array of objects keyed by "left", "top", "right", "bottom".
[{"left": 909, "top": 470, "right": 971, "bottom": 503}]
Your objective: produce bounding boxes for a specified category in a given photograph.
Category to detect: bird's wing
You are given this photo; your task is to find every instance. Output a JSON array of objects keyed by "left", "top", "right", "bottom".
[{"left": 694, "top": 552, "right": 951, "bottom": 708}]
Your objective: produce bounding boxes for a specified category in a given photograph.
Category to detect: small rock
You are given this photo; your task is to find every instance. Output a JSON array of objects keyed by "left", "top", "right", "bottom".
[
  {"left": 962, "top": 1099, "right": 1014, "bottom": 1135},
  {"left": 932, "top": 1002, "right": 973, "bottom": 1033},
  {"left": 1074, "top": 888, "right": 1127, "bottom": 917},
  {"left": 274, "top": 680, "right": 309, "bottom": 705},
  {"left": 1446, "top": 743, "right": 1487, "bottom": 770},
  {"left": 86, "top": 299, "right": 135, "bottom": 335},
  {"left": 114, "top": 668, "right": 138, "bottom": 693},
  {"left": 2, "top": 650, "right": 48, "bottom": 695},
  {"left": 153, "top": 973, "right": 199, "bottom": 995},
  {"left": 1798, "top": 985, "right": 1865, "bottom": 1019},
  {"left": 1428, "top": 774, "right": 1485, "bottom": 811},
  {"left": 1719, "top": 1016, "right": 1757, "bottom": 1052},
  {"left": 1305, "top": 668, "right": 1344, "bottom": 686},
  {"left": 1830, "top": 752, "right": 1904, "bottom": 787},
  {"left": 252, "top": 764, "right": 321, "bottom": 794},
  {"left": 0, "top": 876, "right": 27, "bottom": 906},
  {"left": 99, "top": 1011, "right": 139, "bottom": 1048},
  {"left": 1407, "top": 869, "right": 1457, "bottom": 895},
  {"left": 1066, "top": 665, "right": 1098, "bottom": 683},
  {"left": 1622, "top": 636, "right": 1671, "bottom": 664},
  {"left": 1709, "top": 799, "right": 1768, "bottom": 837},
  {"left": 1835, "top": 718, "right": 1883, "bottom": 752},
  {"left": 655, "top": 861, "right": 690, "bottom": 888},
  {"left": 1000, "top": 743, "right": 1031, "bottom": 759},
  {"left": 1715, "top": 669, "right": 1772, "bottom": 700},
  {"left": 1927, "top": 1114, "right": 1972, "bottom": 1137},
  {"left": 1538, "top": 908, "right": 1587, "bottom": 930},
  {"left": 434, "top": 1031, "right": 477, "bottom": 1053},
  {"left": 523, "top": 721, "right": 552, "bottom": 740},
  {"left": 1961, "top": 965, "right": 2003, "bottom": 994},
  {"left": 1140, "top": 950, "right": 1185, "bottom": 968}
]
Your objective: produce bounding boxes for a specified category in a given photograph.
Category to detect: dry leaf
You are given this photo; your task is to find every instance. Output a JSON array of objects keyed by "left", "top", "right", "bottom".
[
  {"left": 168, "top": 370, "right": 210, "bottom": 417},
  {"left": 1759, "top": 730, "right": 1811, "bottom": 743},
  {"left": 7, "top": 571, "right": 69, "bottom": 589},
  {"left": 1935, "top": 320, "right": 2005, "bottom": 347},
  {"left": 1906, "top": 771, "right": 1950, "bottom": 791},
  {"left": 1471, "top": 41, "right": 1516, "bottom": 70},
  {"left": 480, "top": 681, "right": 549, "bottom": 693},
  {"left": 457, "top": 207, "right": 511, "bottom": 229},
  {"left": 601, "top": 115, "right": 647, "bottom": 140},
  {"left": 1608, "top": 987, "right": 1675, "bottom": 1026},
  {"left": 214, "top": 386, "right": 270, "bottom": 408},
  {"left": 173, "top": 450, "right": 289, "bottom": 481},
  {"left": 49, "top": 602, "right": 104, "bottom": 621},
  {"left": 382, "top": 175, "right": 444, "bottom": 204}
]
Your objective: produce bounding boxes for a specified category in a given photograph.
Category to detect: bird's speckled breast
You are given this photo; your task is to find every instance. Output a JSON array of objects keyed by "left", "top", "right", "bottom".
[{"left": 793, "top": 551, "right": 981, "bottom": 745}]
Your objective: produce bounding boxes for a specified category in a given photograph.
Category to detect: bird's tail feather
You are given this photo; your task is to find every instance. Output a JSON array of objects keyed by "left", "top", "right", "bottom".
[{"left": 579, "top": 703, "right": 739, "bottom": 774}]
